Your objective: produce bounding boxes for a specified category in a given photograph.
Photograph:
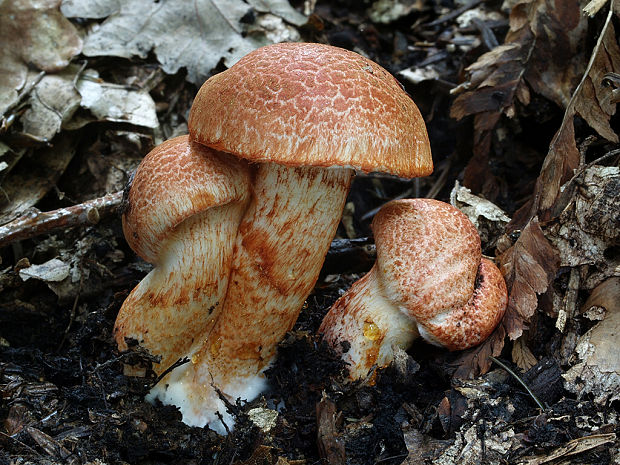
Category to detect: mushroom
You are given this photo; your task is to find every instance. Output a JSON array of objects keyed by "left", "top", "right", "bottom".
[
  {"left": 319, "top": 198, "right": 507, "bottom": 380},
  {"left": 114, "top": 135, "right": 251, "bottom": 375},
  {"left": 147, "top": 42, "right": 433, "bottom": 431}
]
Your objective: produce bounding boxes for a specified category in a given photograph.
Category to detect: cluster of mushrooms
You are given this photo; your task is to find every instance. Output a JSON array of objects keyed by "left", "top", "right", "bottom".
[{"left": 114, "top": 42, "right": 507, "bottom": 433}]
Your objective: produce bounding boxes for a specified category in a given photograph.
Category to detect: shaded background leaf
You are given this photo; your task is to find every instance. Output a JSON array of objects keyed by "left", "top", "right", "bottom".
[
  {"left": 0, "top": 0, "right": 82, "bottom": 116},
  {"left": 77, "top": 0, "right": 306, "bottom": 85}
]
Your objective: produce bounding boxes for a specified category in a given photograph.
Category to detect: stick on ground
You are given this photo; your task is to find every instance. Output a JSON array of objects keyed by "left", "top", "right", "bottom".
[{"left": 0, "top": 191, "right": 124, "bottom": 248}]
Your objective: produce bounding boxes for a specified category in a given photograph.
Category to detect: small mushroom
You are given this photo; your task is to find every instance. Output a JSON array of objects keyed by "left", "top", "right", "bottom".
[
  {"left": 319, "top": 198, "right": 507, "bottom": 380},
  {"left": 147, "top": 42, "right": 433, "bottom": 431},
  {"left": 114, "top": 135, "right": 251, "bottom": 374}
]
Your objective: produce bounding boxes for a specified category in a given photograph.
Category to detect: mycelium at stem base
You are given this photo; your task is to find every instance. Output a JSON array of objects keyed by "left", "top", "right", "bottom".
[{"left": 147, "top": 162, "right": 353, "bottom": 432}]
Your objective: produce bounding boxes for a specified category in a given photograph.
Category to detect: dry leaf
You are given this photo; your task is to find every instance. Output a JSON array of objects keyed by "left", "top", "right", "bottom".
[
  {"left": 367, "top": 0, "right": 426, "bottom": 24},
  {"left": 499, "top": 219, "right": 560, "bottom": 340},
  {"left": 60, "top": 0, "right": 121, "bottom": 19},
  {"left": 516, "top": 5, "right": 620, "bottom": 225},
  {"left": 65, "top": 70, "right": 159, "bottom": 129},
  {"left": 20, "top": 64, "right": 82, "bottom": 142},
  {"left": 18, "top": 258, "right": 70, "bottom": 283},
  {"left": 0, "top": 134, "right": 77, "bottom": 225},
  {"left": 433, "top": 422, "right": 520, "bottom": 464},
  {"left": 563, "top": 278, "right": 620, "bottom": 404},
  {"left": 550, "top": 165, "right": 620, "bottom": 268},
  {"left": 246, "top": 0, "right": 307, "bottom": 26},
  {"left": 0, "top": 0, "right": 82, "bottom": 116},
  {"left": 450, "top": 0, "right": 587, "bottom": 195},
  {"left": 511, "top": 336, "right": 537, "bottom": 370},
  {"left": 517, "top": 432, "right": 616, "bottom": 465},
  {"left": 77, "top": 0, "right": 304, "bottom": 86},
  {"left": 453, "top": 326, "right": 506, "bottom": 378},
  {"left": 316, "top": 394, "right": 345, "bottom": 465}
]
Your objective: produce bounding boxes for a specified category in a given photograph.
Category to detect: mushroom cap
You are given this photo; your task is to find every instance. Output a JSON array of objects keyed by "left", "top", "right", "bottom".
[
  {"left": 188, "top": 42, "right": 432, "bottom": 178},
  {"left": 373, "top": 198, "right": 482, "bottom": 326},
  {"left": 123, "top": 135, "right": 250, "bottom": 264},
  {"left": 419, "top": 258, "right": 507, "bottom": 350}
]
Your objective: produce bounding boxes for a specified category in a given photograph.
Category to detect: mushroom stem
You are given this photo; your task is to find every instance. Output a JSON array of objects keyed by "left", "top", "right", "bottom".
[
  {"left": 114, "top": 202, "right": 247, "bottom": 373},
  {"left": 147, "top": 163, "right": 353, "bottom": 431},
  {"left": 113, "top": 136, "right": 251, "bottom": 376},
  {"left": 320, "top": 258, "right": 506, "bottom": 380},
  {"left": 319, "top": 266, "right": 420, "bottom": 380}
]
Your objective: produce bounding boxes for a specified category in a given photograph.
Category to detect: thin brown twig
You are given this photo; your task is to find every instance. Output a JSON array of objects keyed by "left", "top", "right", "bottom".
[{"left": 0, "top": 191, "right": 123, "bottom": 248}]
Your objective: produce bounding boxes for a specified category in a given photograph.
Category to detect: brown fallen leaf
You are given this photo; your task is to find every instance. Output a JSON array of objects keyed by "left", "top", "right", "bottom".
[
  {"left": 316, "top": 393, "right": 345, "bottom": 465},
  {"left": 514, "top": 4, "right": 620, "bottom": 226},
  {"left": 450, "top": 0, "right": 587, "bottom": 197},
  {"left": 0, "top": 134, "right": 77, "bottom": 225},
  {"left": 511, "top": 336, "right": 537, "bottom": 371},
  {"left": 0, "top": 0, "right": 82, "bottom": 117},
  {"left": 499, "top": 219, "right": 560, "bottom": 340},
  {"left": 26, "top": 426, "right": 78, "bottom": 464}
]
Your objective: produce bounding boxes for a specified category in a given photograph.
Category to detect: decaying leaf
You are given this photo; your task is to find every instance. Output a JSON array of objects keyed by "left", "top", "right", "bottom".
[
  {"left": 499, "top": 219, "right": 560, "bottom": 340},
  {"left": 563, "top": 278, "right": 620, "bottom": 404},
  {"left": 60, "top": 0, "right": 121, "bottom": 19},
  {"left": 246, "top": 0, "right": 307, "bottom": 26},
  {"left": 0, "top": 0, "right": 82, "bottom": 117},
  {"left": 450, "top": 0, "right": 587, "bottom": 195},
  {"left": 511, "top": 336, "right": 538, "bottom": 371},
  {"left": 77, "top": 0, "right": 305, "bottom": 85},
  {"left": 515, "top": 4, "right": 620, "bottom": 225},
  {"left": 450, "top": 181, "right": 511, "bottom": 228},
  {"left": 454, "top": 326, "right": 506, "bottom": 379},
  {"left": 403, "top": 428, "right": 451, "bottom": 463},
  {"left": 0, "top": 135, "right": 77, "bottom": 225},
  {"left": 433, "top": 422, "right": 521, "bottom": 464},
  {"left": 316, "top": 394, "right": 345, "bottom": 465},
  {"left": 18, "top": 258, "right": 70, "bottom": 283},
  {"left": 65, "top": 70, "right": 159, "bottom": 129},
  {"left": 19, "top": 64, "right": 82, "bottom": 142},
  {"left": 517, "top": 432, "right": 617, "bottom": 465},
  {"left": 367, "top": 0, "right": 425, "bottom": 24},
  {"left": 450, "top": 181, "right": 511, "bottom": 252},
  {"left": 550, "top": 165, "right": 620, "bottom": 271}
]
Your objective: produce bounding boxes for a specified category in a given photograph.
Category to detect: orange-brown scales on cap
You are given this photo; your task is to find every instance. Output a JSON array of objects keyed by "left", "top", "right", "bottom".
[{"left": 189, "top": 42, "right": 432, "bottom": 176}]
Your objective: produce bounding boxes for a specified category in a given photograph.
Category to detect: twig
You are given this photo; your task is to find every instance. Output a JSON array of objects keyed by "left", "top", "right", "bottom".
[
  {"left": 489, "top": 356, "right": 546, "bottom": 410},
  {"left": 425, "top": 0, "right": 483, "bottom": 26},
  {"left": 0, "top": 191, "right": 123, "bottom": 248},
  {"left": 0, "top": 430, "right": 42, "bottom": 457},
  {"left": 152, "top": 356, "right": 189, "bottom": 386},
  {"left": 57, "top": 265, "right": 84, "bottom": 352}
]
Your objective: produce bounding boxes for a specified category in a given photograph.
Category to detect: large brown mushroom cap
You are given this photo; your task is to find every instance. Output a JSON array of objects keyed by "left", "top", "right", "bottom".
[{"left": 188, "top": 42, "right": 432, "bottom": 177}]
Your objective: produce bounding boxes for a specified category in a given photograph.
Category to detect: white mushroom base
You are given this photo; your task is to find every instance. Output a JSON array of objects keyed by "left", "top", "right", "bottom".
[{"left": 146, "top": 361, "right": 268, "bottom": 435}]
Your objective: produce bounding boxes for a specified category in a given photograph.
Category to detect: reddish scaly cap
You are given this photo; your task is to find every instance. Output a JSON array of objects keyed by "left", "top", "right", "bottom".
[
  {"left": 423, "top": 258, "right": 507, "bottom": 350},
  {"left": 123, "top": 135, "right": 250, "bottom": 264},
  {"left": 373, "top": 199, "right": 481, "bottom": 324},
  {"left": 188, "top": 42, "right": 432, "bottom": 177}
]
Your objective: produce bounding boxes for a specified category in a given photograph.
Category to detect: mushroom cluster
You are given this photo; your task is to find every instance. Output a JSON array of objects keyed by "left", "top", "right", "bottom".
[
  {"left": 319, "top": 198, "right": 507, "bottom": 380},
  {"left": 115, "top": 42, "right": 433, "bottom": 432}
]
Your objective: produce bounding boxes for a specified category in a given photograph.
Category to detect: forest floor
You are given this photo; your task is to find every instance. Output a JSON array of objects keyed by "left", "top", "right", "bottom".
[{"left": 0, "top": 0, "right": 618, "bottom": 464}]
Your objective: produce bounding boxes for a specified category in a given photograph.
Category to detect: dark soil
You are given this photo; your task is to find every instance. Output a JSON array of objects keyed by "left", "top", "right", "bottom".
[{"left": 1, "top": 1, "right": 618, "bottom": 464}]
